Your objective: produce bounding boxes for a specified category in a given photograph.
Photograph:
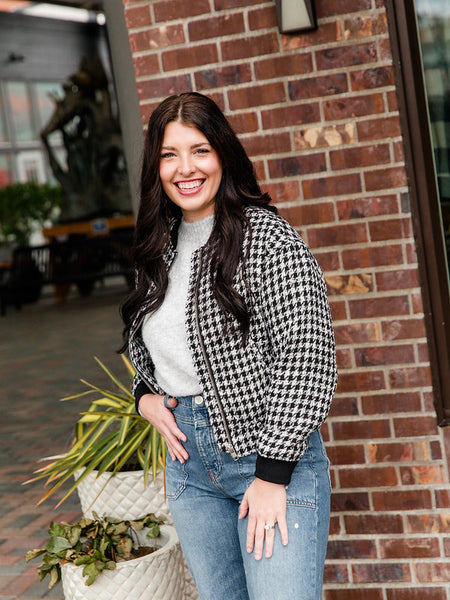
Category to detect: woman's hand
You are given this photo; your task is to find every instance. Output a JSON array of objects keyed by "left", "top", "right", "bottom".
[
  {"left": 138, "top": 394, "right": 189, "bottom": 463},
  {"left": 238, "top": 478, "right": 288, "bottom": 560}
]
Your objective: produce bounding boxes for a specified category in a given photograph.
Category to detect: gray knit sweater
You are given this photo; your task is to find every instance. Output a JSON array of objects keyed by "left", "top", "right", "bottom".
[{"left": 141, "top": 215, "right": 214, "bottom": 396}]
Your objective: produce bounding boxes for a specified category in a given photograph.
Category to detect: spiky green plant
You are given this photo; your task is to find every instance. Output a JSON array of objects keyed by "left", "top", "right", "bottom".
[{"left": 26, "top": 356, "right": 166, "bottom": 507}]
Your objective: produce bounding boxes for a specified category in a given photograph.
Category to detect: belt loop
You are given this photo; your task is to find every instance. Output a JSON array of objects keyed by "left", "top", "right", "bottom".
[{"left": 163, "top": 393, "right": 172, "bottom": 409}]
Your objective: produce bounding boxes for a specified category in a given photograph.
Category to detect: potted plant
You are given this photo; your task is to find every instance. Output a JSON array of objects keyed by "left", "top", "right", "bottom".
[
  {"left": 0, "top": 181, "right": 62, "bottom": 249},
  {"left": 26, "top": 355, "right": 168, "bottom": 520},
  {"left": 25, "top": 512, "right": 185, "bottom": 600}
]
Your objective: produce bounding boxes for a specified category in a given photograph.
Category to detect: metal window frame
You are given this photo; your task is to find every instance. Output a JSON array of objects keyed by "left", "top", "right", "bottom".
[{"left": 386, "top": 0, "right": 450, "bottom": 426}]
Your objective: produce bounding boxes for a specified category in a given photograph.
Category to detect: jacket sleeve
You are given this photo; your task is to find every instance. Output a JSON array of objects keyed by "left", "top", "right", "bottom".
[
  {"left": 132, "top": 373, "right": 152, "bottom": 415},
  {"left": 255, "top": 239, "right": 337, "bottom": 464}
]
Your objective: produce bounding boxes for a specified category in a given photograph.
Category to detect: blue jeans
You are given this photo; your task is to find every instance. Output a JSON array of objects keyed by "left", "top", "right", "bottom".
[{"left": 164, "top": 394, "right": 331, "bottom": 600}]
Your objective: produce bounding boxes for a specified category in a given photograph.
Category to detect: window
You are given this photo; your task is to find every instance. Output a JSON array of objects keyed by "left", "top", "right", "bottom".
[{"left": 387, "top": 0, "right": 450, "bottom": 425}]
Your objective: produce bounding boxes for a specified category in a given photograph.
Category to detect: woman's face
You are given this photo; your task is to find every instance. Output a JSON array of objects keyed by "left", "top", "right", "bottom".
[{"left": 159, "top": 120, "right": 222, "bottom": 222}]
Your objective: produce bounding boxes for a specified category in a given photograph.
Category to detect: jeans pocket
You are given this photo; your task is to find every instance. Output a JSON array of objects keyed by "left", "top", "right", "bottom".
[
  {"left": 236, "top": 453, "right": 257, "bottom": 487},
  {"left": 165, "top": 458, "right": 188, "bottom": 500}
]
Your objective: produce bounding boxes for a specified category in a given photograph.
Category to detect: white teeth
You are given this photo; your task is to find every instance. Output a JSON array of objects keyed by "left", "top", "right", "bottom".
[{"left": 177, "top": 180, "right": 202, "bottom": 191}]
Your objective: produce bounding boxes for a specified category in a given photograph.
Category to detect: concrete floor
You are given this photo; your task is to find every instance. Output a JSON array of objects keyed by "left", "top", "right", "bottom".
[{"left": 0, "top": 281, "right": 131, "bottom": 599}]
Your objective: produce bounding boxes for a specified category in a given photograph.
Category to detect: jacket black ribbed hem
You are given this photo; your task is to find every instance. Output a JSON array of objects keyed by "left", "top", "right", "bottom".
[
  {"left": 255, "top": 455, "right": 298, "bottom": 485},
  {"left": 134, "top": 380, "right": 152, "bottom": 415}
]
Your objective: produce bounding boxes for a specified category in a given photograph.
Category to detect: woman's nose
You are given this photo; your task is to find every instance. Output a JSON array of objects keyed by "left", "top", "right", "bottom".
[{"left": 177, "top": 154, "right": 194, "bottom": 176}]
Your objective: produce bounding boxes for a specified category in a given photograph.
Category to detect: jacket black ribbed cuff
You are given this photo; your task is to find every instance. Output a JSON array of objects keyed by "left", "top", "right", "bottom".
[
  {"left": 255, "top": 454, "right": 298, "bottom": 485},
  {"left": 134, "top": 380, "right": 152, "bottom": 415}
]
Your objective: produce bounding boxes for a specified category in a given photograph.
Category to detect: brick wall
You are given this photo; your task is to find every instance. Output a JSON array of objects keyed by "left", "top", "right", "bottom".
[{"left": 122, "top": 1, "right": 450, "bottom": 598}]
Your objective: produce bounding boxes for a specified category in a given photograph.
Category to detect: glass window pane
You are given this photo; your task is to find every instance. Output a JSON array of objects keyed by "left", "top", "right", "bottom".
[
  {"left": 34, "top": 82, "right": 64, "bottom": 146},
  {"left": 416, "top": 1, "right": 450, "bottom": 272},
  {"left": 0, "top": 90, "right": 8, "bottom": 143},
  {"left": 6, "top": 81, "right": 36, "bottom": 142},
  {"left": 0, "top": 154, "right": 13, "bottom": 186}
]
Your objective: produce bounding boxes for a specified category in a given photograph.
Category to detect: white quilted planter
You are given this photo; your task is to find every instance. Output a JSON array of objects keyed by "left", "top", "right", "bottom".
[
  {"left": 75, "top": 469, "right": 170, "bottom": 521},
  {"left": 61, "top": 525, "right": 184, "bottom": 600},
  {"left": 75, "top": 469, "right": 199, "bottom": 600}
]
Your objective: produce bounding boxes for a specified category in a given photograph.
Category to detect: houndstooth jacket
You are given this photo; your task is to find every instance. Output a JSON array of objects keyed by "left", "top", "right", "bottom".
[{"left": 128, "top": 206, "right": 337, "bottom": 476}]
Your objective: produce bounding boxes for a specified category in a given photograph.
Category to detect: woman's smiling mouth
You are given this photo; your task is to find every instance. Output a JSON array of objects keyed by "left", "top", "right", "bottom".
[{"left": 175, "top": 179, "right": 205, "bottom": 193}]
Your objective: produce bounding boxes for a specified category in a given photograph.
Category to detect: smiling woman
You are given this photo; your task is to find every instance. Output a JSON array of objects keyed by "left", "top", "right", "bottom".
[{"left": 159, "top": 121, "right": 222, "bottom": 222}]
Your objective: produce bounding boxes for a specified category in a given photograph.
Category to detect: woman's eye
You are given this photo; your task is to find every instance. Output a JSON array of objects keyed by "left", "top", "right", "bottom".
[
  {"left": 195, "top": 148, "right": 210, "bottom": 155},
  {"left": 161, "top": 152, "right": 174, "bottom": 159}
]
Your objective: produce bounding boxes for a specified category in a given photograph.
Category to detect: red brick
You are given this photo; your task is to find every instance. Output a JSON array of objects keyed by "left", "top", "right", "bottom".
[
  {"left": 436, "top": 489, "right": 450, "bottom": 508},
  {"left": 342, "top": 244, "right": 403, "bottom": 269},
  {"left": 344, "top": 514, "right": 404, "bottom": 535},
  {"left": 330, "top": 144, "right": 390, "bottom": 170},
  {"left": 154, "top": 0, "right": 210, "bottom": 21},
  {"left": 328, "top": 395, "right": 359, "bottom": 417},
  {"left": 415, "top": 563, "right": 450, "bottom": 583},
  {"left": 188, "top": 13, "right": 245, "bottom": 41},
  {"left": 331, "top": 492, "right": 370, "bottom": 512},
  {"left": 381, "top": 318, "right": 427, "bottom": 341},
  {"left": 214, "top": 0, "right": 261, "bottom": 8},
  {"left": 387, "top": 89, "right": 399, "bottom": 111},
  {"left": 137, "top": 74, "right": 192, "bottom": 101},
  {"left": 373, "top": 489, "right": 432, "bottom": 511},
  {"left": 394, "top": 139, "right": 405, "bottom": 162},
  {"left": 329, "top": 300, "right": 347, "bottom": 322},
  {"left": 369, "top": 440, "right": 431, "bottom": 463},
  {"left": 365, "top": 167, "right": 408, "bottom": 191},
  {"left": 387, "top": 589, "right": 447, "bottom": 600},
  {"left": 289, "top": 73, "right": 348, "bottom": 100},
  {"left": 282, "top": 21, "right": 344, "bottom": 52},
  {"left": 324, "top": 92, "right": 385, "bottom": 121},
  {"left": 394, "top": 415, "right": 437, "bottom": 438},
  {"left": 381, "top": 537, "right": 441, "bottom": 559},
  {"left": 261, "top": 103, "right": 320, "bottom": 129},
  {"left": 355, "top": 344, "right": 415, "bottom": 367},
  {"left": 380, "top": 38, "right": 393, "bottom": 61},
  {"left": 389, "top": 366, "right": 432, "bottom": 389},
  {"left": 407, "top": 514, "right": 450, "bottom": 534},
  {"left": 349, "top": 295, "right": 409, "bottom": 319},
  {"left": 323, "top": 563, "right": 349, "bottom": 583},
  {"left": 324, "top": 590, "right": 383, "bottom": 600},
  {"left": 335, "top": 348, "right": 353, "bottom": 370},
  {"left": 133, "top": 54, "right": 159, "bottom": 78},
  {"left": 255, "top": 53, "right": 313, "bottom": 80},
  {"left": 353, "top": 562, "right": 411, "bottom": 583},
  {"left": 327, "top": 444, "right": 365, "bottom": 466},
  {"left": 221, "top": 33, "right": 279, "bottom": 61},
  {"left": 162, "top": 43, "right": 218, "bottom": 71},
  {"left": 339, "top": 466, "right": 398, "bottom": 488},
  {"left": 316, "top": 0, "right": 371, "bottom": 17},
  {"left": 376, "top": 269, "right": 420, "bottom": 291},
  {"left": 369, "top": 217, "right": 411, "bottom": 242},
  {"left": 303, "top": 174, "right": 361, "bottom": 200},
  {"left": 248, "top": 5, "right": 277, "bottom": 30},
  {"left": 344, "top": 14, "right": 388, "bottom": 39},
  {"left": 130, "top": 24, "right": 185, "bottom": 52},
  {"left": 327, "top": 539, "right": 376, "bottom": 559},
  {"left": 263, "top": 180, "right": 299, "bottom": 204},
  {"left": 350, "top": 66, "right": 394, "bottom": 91},
  {"left": 268, "top": 154, "right": 326, "bottom": 178},
  {"left": 362, "top": 392, "right": 422, "bottom": 415},
  {"left": 332, "top": 418, "right": 390, "bottom": 440},
  {"left": 195, "top": 64, "right": 252, "bottom": 90},
  {"left": 308, "top": 222, "right": 367, "bottom": 248},
  {"left": 334, "top": 322, "right": 380, "bottom": 345},
  {"left": 124, "top": 4, "right": 152, "bottom": 28},
  {"left": 315, "top": 250, "right": 340, "bottom": 272},
  {"left": 228, "top": 82, "right": 286, "bottom": 110},
  {"left": 316, "top": 42, "right": 377, "bottom": 71},
  {"left": 226, "top": 111, "right": 258, "bottom": 134},
  {"left": 241, "top": 132, "right": 291, "bottom": 157},
  {"left": 401, "top": 465, "right": 444, "bottom": 486},
  {"left": 358, "top": 116, "right": 402, "bottom": 141},
  {"left": 277, "top": 202, "right": 334, "bottom": 227}
]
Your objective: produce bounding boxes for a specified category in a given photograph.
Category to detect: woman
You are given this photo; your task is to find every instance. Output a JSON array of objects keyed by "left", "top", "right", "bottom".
[{"left": 121, "top": 92, "right": 337, "bottom": 600}]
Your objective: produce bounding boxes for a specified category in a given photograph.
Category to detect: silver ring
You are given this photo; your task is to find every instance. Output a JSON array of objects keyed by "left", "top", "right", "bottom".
[{"left": 264, "top": 523, "right": 275, "bottom": 530}]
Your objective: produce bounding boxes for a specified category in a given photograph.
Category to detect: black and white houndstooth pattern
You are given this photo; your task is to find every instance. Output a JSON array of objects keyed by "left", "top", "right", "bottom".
[{"left": 129, "top": 206, "right": 337, "bottom": 462}]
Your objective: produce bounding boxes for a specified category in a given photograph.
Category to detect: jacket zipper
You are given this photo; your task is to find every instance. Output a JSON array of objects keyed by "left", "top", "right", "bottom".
[{"left": 194, "top": 250, "right": 237, "bottom": 459}]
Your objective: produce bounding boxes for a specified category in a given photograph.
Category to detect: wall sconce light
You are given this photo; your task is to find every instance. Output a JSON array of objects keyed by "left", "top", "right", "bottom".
[{"left": 275, "top": 0, "right": 317, "bottom": 34}]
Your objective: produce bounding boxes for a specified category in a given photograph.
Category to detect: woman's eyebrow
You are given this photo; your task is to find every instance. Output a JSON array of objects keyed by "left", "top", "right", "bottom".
[{"left": 161, "top": 142, "right": 211, "bottom": 151}]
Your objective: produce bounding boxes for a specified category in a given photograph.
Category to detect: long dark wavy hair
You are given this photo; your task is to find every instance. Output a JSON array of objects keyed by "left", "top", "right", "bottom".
[{"left": 120, "top": 92, "right": 275, "bottom": 351}]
